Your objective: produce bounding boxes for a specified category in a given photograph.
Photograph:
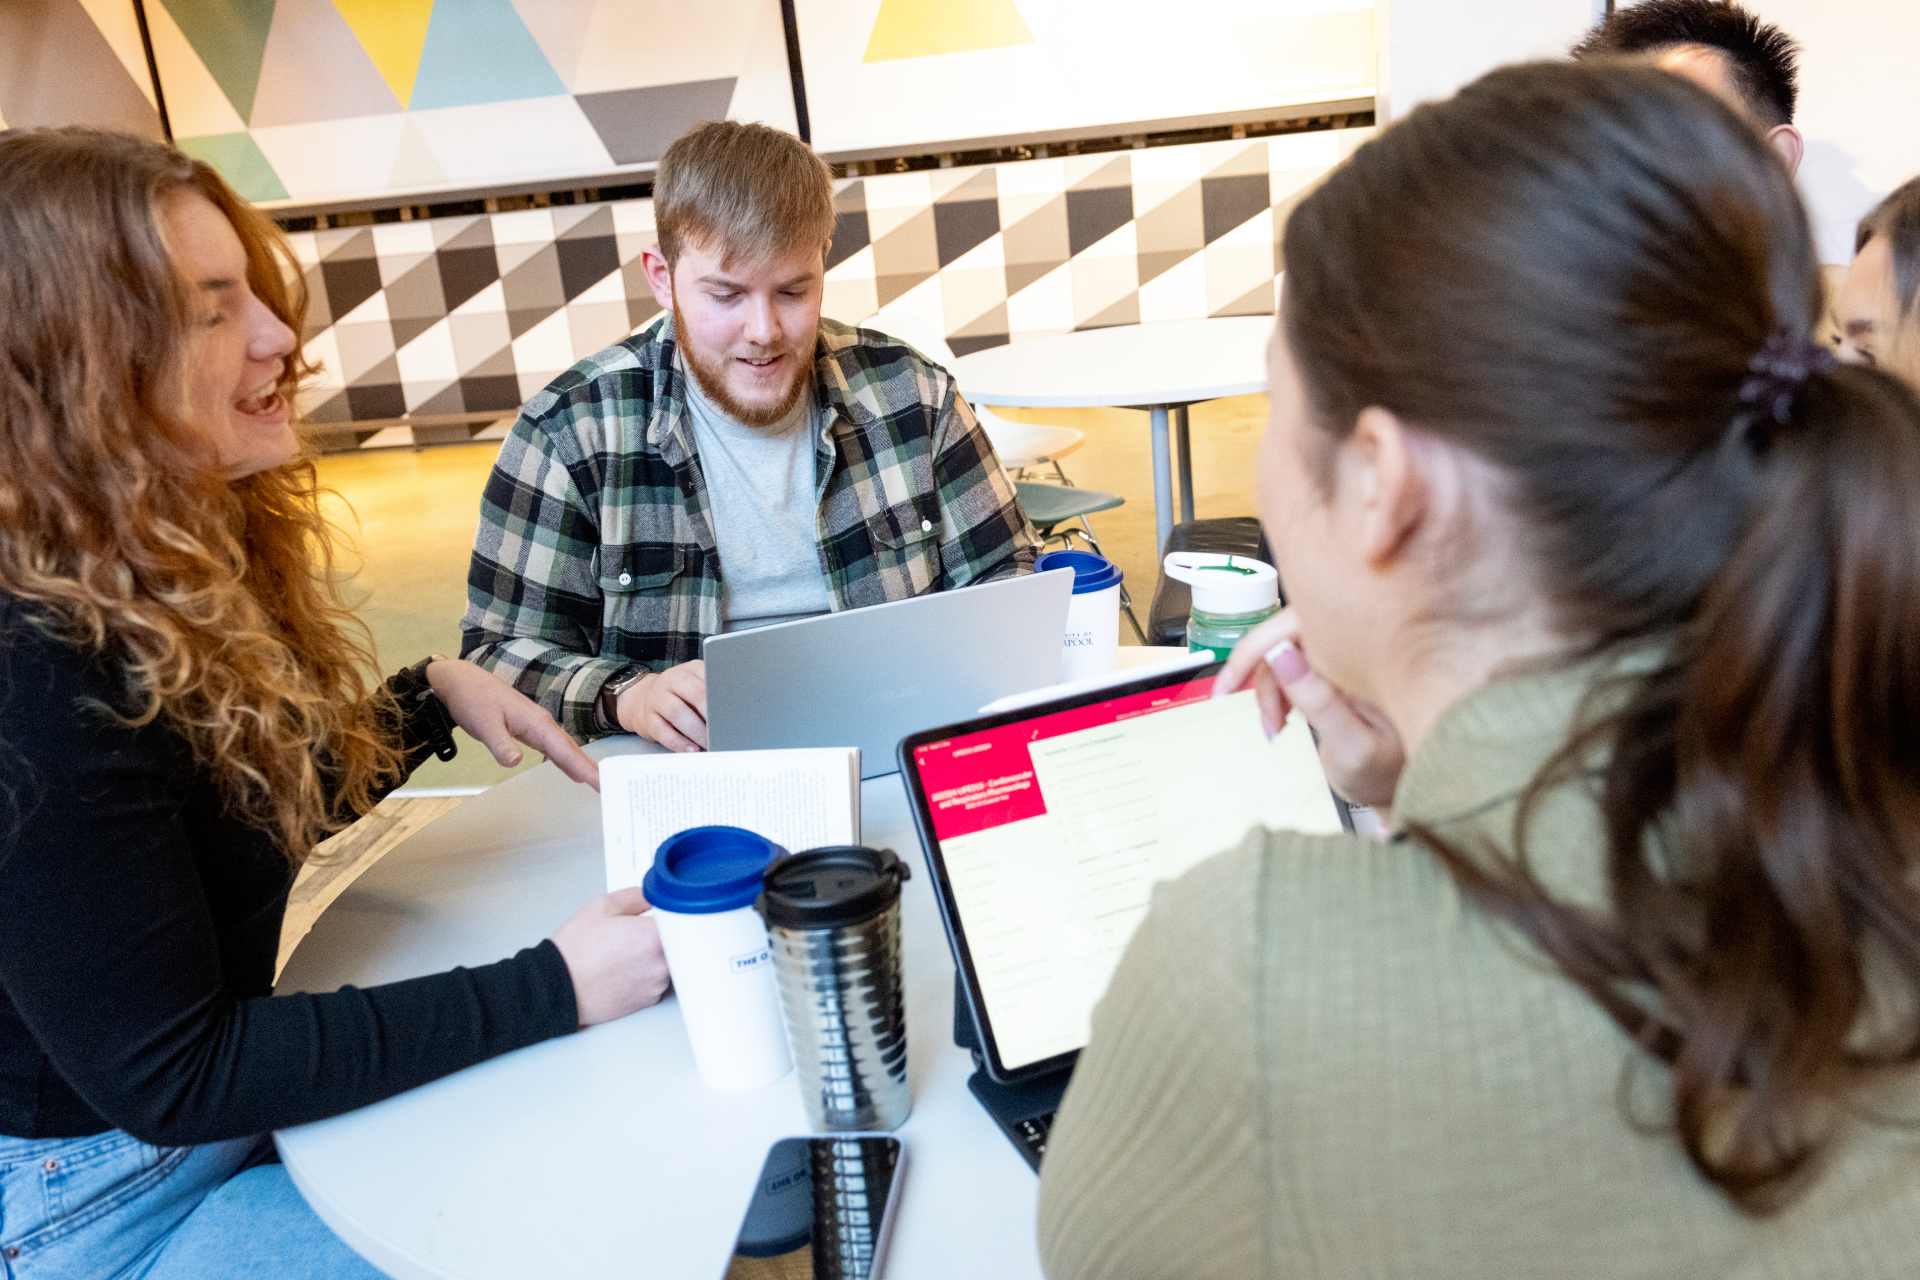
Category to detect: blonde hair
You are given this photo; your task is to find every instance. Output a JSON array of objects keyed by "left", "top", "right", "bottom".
[
  {"left": 0, "top": 128, "right": 404, "bottom": 862},
  {"left": 654, "top": 120, "right": 835, "bottom": 269}
]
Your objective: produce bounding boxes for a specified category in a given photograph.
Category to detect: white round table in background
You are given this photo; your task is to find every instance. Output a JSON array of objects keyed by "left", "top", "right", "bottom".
[
  {"left": 275, "top": 649, "right": 1196, "bottom": 1279},
  {"left": 950, "top": 315, "right": 1275, "bottom": 551}
]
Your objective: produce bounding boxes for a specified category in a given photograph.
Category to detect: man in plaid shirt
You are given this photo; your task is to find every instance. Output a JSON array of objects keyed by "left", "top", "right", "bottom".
[{"left": 462, "top": 121, "right": 1035, "bottom": 749}]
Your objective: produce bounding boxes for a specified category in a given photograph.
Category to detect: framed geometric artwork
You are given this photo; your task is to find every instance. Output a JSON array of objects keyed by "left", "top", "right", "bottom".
[
  {"left": 792, "top": 0, "right": 1375, "bottom": 158},
  {"left": 147, "top": 0, "right": 799, "bottom": 210}
]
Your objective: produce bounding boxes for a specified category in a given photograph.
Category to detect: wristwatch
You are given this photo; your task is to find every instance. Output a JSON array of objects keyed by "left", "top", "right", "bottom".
[{"left": 599, "top": 663, "right": 650, "bottom": 731}]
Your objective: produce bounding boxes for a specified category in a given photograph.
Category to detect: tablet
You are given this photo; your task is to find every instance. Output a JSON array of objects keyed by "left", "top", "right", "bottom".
[{"left": 896, "top": 661, "right": 1351, "bottom": 1085}]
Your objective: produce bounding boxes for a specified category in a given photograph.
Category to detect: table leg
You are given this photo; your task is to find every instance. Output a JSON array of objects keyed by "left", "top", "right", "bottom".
[
  {"left": 1174, "top": 405, "right": 1195, "bottom": 524},
  {"left": 1150, "top": 405, "right": 1174, "bottom": 552}
]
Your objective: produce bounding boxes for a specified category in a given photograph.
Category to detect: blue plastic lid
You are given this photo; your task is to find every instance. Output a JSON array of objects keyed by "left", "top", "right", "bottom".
[
  {"left": 643, "top": 826, "right": 784, "bottom": 914},
  {"left": 1037, "top": 549, "right": 1124, "bottom": 596}
]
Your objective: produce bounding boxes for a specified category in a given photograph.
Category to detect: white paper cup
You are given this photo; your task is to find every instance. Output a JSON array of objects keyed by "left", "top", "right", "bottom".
[
  {"left": 643, "top": 826, "right": 793, "bottom": 1091},
  {"left": 1039, "top": 550, "right": 1123, "bottom": 681}
]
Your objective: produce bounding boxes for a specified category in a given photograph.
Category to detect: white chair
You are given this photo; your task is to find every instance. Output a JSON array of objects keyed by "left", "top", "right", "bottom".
[{"left": 977, "top": 409, "right": 1086, "bottom": 484}]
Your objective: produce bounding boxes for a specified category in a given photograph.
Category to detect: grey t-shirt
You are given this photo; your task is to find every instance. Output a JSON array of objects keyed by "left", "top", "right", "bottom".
[{"left": 681, "top": 362, "right": 833, "bottom": 632}]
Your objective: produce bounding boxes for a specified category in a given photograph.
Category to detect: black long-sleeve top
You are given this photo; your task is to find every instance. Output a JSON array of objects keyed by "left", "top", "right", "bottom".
[{"left": 0, "top": 596, "right": 577, "bottom": 1144}]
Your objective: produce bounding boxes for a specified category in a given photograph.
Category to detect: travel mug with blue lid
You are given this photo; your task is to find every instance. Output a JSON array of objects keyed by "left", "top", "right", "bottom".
[
  {"left": 757, "top": 846, "right": 913, "bottom": 1130},
  {"left": 643, "top": 825, "right": 792, "bottom": 1090},
  {"left": 1038, "top": 549, "right": 1125, "bottom": 681}
]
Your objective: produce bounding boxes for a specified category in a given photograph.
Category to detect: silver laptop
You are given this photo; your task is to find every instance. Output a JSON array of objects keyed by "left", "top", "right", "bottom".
[{"left": 703, "top": 569, "right": 1074, "bottom": 778}]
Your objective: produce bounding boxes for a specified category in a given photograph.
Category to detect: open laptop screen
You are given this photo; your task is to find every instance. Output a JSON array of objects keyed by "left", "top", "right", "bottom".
[{"left": 899, "top": 663, "right": 1348, "bottom": 1082}]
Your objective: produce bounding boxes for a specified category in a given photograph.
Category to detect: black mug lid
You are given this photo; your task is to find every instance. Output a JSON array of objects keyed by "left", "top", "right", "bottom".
[{"left": 755, "top": 845, "right": 910, "bottom": 929}]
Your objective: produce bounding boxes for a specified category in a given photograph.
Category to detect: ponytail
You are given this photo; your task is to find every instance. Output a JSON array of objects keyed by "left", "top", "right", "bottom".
[
  {"left": 1425, "top": 360, "right": 1920, "bottom": 1212},
  {"left": 1284, "top": 61, "right": 1920, "bottom": 1213}
]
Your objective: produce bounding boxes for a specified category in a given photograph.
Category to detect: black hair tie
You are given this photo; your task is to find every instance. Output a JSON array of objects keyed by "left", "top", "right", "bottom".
[{"left": 1736, "top": 331, "right": 1837, "bottom": 444}]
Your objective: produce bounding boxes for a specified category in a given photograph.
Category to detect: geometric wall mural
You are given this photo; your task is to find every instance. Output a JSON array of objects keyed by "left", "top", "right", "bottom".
[
  {"left": 151, "top": 0, "right": 798, "bottom": 207},
  {"left": 289, "top": 127, "right": 1373, "bottom": 449},
  {"left": 0, "top": 0, "right": 164, "bottom": 139},
  {"left": 795, "top": 0, "right": 1374, "bottom": 157}
]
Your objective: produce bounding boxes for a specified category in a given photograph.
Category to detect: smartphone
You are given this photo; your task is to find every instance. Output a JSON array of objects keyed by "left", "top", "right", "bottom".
[{"left": 723, "top": 1135, "right": 905, "bottom": 1279}]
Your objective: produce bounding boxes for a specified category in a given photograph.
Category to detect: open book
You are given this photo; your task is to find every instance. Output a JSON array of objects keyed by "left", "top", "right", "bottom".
[{"left": 600, "top": 748, "right": 862, "bottom": 891}]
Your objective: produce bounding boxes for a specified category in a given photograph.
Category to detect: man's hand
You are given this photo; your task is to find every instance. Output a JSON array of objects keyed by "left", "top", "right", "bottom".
[
  {"left": 1213, "top": 609, "right": 1405, "bottom": 809},
  {"left": 425, "top": 657, "right": 600, "bottom": 788},
  {"left": 615, "top": 659, "right": 709, "bottom": 753}
]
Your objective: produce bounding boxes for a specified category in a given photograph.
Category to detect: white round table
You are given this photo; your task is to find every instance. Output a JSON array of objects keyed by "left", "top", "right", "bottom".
[
  {"left": 950, "top": 315, "right": 1275, "bottom": 551},
  {"left": 276, "top": 648, "right": 1196, "bottom": 1277},
  {"left": 274, "top": 742, "right": 1043, "bottom": 1279}
]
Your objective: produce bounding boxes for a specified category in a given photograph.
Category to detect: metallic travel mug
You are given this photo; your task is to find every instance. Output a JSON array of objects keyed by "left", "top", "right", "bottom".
[{"left": 757, "top": 846, "right": 912, "bottom": 1131}]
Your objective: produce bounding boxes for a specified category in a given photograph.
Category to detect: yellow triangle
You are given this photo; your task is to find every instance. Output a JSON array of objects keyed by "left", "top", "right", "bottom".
[
  {"left": 331, "top": 0, "right": 437, "bottom": 108},
  {"left": 864, "top": 0, "right": 1034, "bottom": 63}
]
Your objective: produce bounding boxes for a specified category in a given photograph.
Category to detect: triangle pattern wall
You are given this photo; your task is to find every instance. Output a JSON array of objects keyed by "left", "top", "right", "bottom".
[
  {"left": 0, "top": 0, "right": 164, "bottom": 138},
  {"left": 140, "top": 0, "right": 798, "bottom": 206},
  {"left": 288, "top": 129, "right": 1371, "bottom": 450}
]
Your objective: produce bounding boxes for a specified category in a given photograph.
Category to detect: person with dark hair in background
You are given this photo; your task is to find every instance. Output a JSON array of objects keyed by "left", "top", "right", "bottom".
[
  {"left": 1835, "top": 177, "right": 1920, "bottom": 390},
  {"left": 1036, "top": 61, "right": 1920, "bottom": 1278},
  {"left": 1573, "top": 0, "right": 1806, "bottom": 174}
]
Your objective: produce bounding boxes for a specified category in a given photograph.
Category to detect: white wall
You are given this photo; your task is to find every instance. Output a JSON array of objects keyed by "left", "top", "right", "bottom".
[
  {"left": 1750, "top": 0, "right": 1920, "bottom": 263},
  {"left": 1375, "top": 0, "right": 1601, "bottom": 122},
  {"left": 1382, "top": 0, "right": 1920, "bottom": 265}
]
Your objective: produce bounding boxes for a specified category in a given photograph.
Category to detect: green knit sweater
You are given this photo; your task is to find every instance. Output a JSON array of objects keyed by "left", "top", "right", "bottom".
[{"left": 1036, "top": 660, "right": 1920, "bottom": 1278}]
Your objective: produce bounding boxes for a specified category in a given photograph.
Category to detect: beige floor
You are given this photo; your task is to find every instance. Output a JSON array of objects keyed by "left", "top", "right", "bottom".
[{"left": 998, "top": 395, "right": 1272, "bottom": 630}]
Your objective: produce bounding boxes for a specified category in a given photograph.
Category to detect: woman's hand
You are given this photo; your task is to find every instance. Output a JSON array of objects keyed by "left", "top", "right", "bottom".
[
  {"left": 424, "top": 658, "right": 600, "bottom": 789},
  {"left": 1213, "top": 609, "right": 1405, "bottom": 809},
  {"left": 550, "top": 888, "right": 671, "bottom": 1026}
]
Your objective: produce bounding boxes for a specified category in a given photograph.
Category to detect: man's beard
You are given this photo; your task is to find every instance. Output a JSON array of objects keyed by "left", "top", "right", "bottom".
[{"left": 674, "top": 302, "right": 811, "bottom": 428}]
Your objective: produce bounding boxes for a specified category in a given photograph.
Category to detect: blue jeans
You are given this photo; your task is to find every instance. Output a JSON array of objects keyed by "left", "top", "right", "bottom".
[{"left": 0, "top": 1130, "right": 385, "bottom": 1279}]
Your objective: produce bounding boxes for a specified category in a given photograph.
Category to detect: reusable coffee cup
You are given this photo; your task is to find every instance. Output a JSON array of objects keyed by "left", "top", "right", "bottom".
[
  {"left": 756, "top": 846, "right": 913, "bottom": 1131},
  {"left": 1037, "top": 549, "right": 1124, "bottom": 682},
  {"left": 642, "top": 825, "right": 793, "bottom": 1091}
]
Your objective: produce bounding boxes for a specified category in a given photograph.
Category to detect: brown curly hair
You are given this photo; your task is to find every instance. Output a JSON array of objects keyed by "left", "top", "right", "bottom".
[{"left": 0, "top": 128, "right": 404, "bottom": 861}]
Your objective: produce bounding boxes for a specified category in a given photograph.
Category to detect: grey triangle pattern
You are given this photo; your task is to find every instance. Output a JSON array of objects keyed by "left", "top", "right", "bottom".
[{"left": 289, "top": 130, "right": 1365, "bottom": 446}]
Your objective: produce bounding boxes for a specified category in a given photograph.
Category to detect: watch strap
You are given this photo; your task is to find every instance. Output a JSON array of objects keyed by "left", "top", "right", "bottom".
[{"left": 599, "top": 663, "right": 648, "bottom": 731}]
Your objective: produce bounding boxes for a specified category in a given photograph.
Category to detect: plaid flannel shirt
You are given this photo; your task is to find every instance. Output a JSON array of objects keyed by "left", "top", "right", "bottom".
[{"left": 461, "top": 314, "right": 1036, "bottom": 739}]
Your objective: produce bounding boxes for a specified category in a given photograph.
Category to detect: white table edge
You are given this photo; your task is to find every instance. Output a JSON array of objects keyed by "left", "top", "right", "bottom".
[{"left": 963, "top": 379, "right": 1269, "bottom": 410}]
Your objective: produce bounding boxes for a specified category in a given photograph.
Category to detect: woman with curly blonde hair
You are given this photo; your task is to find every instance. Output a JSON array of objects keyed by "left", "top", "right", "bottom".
[{"left": 0, "top": 129, "right": 669, "bottom": 1278}]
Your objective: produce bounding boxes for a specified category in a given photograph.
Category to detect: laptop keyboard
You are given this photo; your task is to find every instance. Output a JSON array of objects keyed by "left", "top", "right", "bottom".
[{"left": 1012, "top": 1111, "right": 1055, "bottom": 1167}]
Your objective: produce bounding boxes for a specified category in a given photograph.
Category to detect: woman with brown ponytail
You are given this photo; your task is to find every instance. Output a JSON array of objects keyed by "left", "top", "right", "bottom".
[
  {"left": 1037, "top": 61, "right": 1920, "bottom": 1278},
  {"left": 0, "top": 129, "right": 670, "bottom": 1278}
]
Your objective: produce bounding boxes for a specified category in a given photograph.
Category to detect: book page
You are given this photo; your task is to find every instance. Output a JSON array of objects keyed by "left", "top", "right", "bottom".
[{"left": 601, "top": 749, "right": 860, "bottom": 890}]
